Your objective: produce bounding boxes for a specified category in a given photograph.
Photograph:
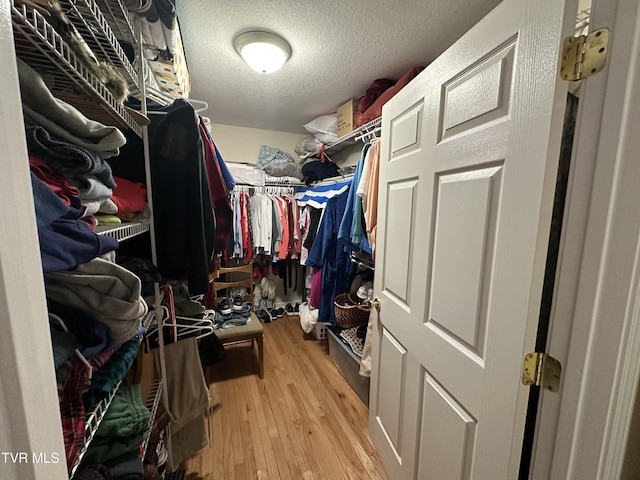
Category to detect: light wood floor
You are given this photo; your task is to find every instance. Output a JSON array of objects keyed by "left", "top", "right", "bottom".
[{"left": 183, "top": 314, "right": 388, "bottom": 480}]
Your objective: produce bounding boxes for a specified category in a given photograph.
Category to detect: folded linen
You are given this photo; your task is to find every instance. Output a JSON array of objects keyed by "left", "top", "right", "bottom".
[
  {"left": 45, "top": 251, "right": 147, "bottom": 344},
  {"left": 26, "top": 126, "right": 116, "bottom": 188},
  {"left": 17, "top": 58, "right": 126, "bottom": 158}
]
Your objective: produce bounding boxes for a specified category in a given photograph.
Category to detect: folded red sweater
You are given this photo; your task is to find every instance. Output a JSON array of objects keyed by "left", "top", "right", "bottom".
[{"left": 111, "top": 176, "right": 147, "bottom": 214}]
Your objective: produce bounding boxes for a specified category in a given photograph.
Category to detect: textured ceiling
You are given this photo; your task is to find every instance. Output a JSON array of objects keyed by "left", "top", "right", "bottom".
[{"left": 176, "top": 0, "right": 502, "bottom": 134}]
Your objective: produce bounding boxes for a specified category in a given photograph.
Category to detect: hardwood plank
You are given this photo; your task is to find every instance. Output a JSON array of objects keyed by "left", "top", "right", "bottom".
[{"left": 183, "top": 314, "right": 388, "bottom": 480}]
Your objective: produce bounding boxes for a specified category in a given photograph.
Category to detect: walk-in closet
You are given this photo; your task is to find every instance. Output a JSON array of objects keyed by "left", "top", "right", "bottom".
[{"left": 3, "top": 0, "right": 640, "bottom": 479}]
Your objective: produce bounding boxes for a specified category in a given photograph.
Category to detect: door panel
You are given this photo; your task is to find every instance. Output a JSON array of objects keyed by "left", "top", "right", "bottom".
[
  {"left": 417, "top": 371, "right": 477, "bottom": 480},
  {"left": 376, "top": 328, "right": 408, "bottom": 456},
  {"left": 369, "top": 0, "right": 575, "bottom": 478},
  {"left": 440, "top": 42, "right": 515, "bottom": 141},
  {"left": 391, "top": 102, "right": 423, "bottom": 154},
  {"left": 383, "top": 180, "right": 418, "bottom": 303},
  {"left": 429, "top": 167, "right": 502, "bottom": 353}
]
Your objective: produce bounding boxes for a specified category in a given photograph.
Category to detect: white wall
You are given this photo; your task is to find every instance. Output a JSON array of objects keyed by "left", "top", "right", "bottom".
[
  {"left": 211, "top": 124, "right": 365, "bottom": 310},
  {"left": 210, "top": 123, "right": 365, "bottom": 168},
  {"left": 210, "top": 124, "right": 307, "bottom": 165}
]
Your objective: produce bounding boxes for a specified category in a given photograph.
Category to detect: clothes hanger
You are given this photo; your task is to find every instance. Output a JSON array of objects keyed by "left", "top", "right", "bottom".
[
  {"left": 187, "top": 98, "right": 209, "bottom": 113},
  {"left": 49, "top": 313, "right": 94, "bottom": 378},
  {"left": 145, "top": 98, "right": 209, "bottom": 116},
  {"left": 148, "top": 304, "right": 216, "bottom": 341}
]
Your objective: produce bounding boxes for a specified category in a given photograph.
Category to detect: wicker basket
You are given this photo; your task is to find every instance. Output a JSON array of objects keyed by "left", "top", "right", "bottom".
[{"left": 334, "top": 293, "right": 370, "bottom": 328}]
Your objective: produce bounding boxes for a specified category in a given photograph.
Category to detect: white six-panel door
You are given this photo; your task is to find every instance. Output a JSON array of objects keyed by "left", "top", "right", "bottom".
[{"left": 369, "top": 0, "right": 577, "bottom": 478}]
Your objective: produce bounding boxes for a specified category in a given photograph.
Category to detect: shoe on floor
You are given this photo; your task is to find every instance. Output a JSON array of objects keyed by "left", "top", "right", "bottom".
[
  {"left": 273, "top": 307, "right": 285, "bottom": 319},
  {"left": 257, "top": 309, "right": 272, "bottom": 323}
]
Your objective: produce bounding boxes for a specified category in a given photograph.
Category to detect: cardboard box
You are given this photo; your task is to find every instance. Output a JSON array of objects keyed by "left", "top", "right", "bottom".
[{"left": 337, "top": 99, "right": 358, "bottom": 138}]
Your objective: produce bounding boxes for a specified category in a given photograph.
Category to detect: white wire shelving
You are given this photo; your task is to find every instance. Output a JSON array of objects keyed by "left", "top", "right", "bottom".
[
  {"left": 68, "top": 309, "right": 155, "bottom": 478},
  {"left": 58, "top": 0, "right": 139, "bottom": 89},
  {"left": 95, "top": 220, "right": 150, "bottom": 242},
  {"left": 141, "top": 380, "right": 163, "bottom": 458},
  {"left": 11, "top": 1, "right": 142, "bottom": 136},
  {"left": 300, "top": 116, "right": 382, "bottom": 161},
  {"left": 95, "top": 0, "right": 137, "bottom": 45}
]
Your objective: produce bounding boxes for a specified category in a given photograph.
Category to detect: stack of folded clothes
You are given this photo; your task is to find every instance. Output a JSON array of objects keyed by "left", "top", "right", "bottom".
[{"left": 82, "top": 384, "right": 150, "bottom": 478}]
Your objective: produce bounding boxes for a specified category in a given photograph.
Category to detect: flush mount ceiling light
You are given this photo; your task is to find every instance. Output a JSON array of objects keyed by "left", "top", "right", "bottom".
[{"left": 234, "top": 30, "right": 291, "bottom": 74}]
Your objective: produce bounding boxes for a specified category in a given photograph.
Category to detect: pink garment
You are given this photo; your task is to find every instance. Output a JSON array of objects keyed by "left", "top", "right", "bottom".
[
  {"left": 309, "top": 267, "right": 322, "bottom": 309},
  {"left": 277, "top": 196, "right": 289, "bottom": 260},
  {"left": 240, "top": 193, "right": 253, "bottom": 261}
]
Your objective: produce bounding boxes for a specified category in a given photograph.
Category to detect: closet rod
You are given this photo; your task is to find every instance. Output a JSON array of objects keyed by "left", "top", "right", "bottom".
[{"left": 310, "top": 172, "right": 355, "bottom": 185}]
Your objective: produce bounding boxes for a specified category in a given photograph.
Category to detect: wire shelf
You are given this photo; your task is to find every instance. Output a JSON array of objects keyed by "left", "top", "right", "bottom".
[
  {"left": 300, "top": 116, "right": 382, "bottom": 161},
  {"left": 58, "top": 0, "right": 139, "bottom": 90},
  {"left": 141, "top": 380, "right": 163, "bottom": 458},
  {"left": 11, "top": 3, "right": 142, "bottom": 136},
  {"left": 69, "top": 379, "right": 123, "bottom": 477},
  {"left": 95, "top": 0, "right": 136, "bottom": 44},
  {"left": 95, "top": 220, "right": 150, "bottom": 241}
]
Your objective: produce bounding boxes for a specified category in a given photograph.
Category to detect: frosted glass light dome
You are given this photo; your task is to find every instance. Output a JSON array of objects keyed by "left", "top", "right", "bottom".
[{"left": 234, "top": 31, "right": 291, "bottom": 74}]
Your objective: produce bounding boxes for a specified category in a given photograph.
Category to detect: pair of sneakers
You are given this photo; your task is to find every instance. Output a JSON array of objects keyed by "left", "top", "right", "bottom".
[
  {"left": 216, "top": 295, "right": 244, "bottom": 315},
  {"left": 256, "top": 307, "right": 284, "bottom": 323},
  {"left": 285, "top": 303, "right": 300, "bottom": 315}
]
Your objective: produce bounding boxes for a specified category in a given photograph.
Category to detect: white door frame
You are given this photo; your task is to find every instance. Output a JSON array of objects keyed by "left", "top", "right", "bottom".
[
  {"left": 0, "top": 2, "right": 67, "bottom": 479},
  {"left": 532, "top": 0, "right": 640, "bottom": 478}
]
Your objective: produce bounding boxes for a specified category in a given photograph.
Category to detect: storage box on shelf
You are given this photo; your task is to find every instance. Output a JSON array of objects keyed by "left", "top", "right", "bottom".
[{"left": 336, "top": 98, "right": 358, "bottom": 137}]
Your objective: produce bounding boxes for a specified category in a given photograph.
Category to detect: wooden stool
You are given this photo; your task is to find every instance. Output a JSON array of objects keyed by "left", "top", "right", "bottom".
[
  {"left": 213, "top": 313, "right": 264, "bottom": 379},
  {"left": 210, "top": 262, "right": 264, "bottom": 379}
]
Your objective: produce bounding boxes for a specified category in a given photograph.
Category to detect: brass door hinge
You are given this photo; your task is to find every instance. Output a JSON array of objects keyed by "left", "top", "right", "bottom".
[
  {"left": 560, "top": 28, "right": 609, "bottom": 81},
  {"left": 522, "top": 352, "right": 562, "bottom": 392}
]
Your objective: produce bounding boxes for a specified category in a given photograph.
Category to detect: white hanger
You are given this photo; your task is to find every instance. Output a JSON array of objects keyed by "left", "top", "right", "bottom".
[
  {"left": 188, "top": 98, "right": 209, "bottom": 113},
  {"left": 49, "top": 313, "right": 94, "bottom": 378}
]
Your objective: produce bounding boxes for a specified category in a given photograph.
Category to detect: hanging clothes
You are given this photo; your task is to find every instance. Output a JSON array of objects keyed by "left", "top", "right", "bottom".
[
  {"left": 306, "top": 189, "right": 355, "bottom": 325},
  {"left": 150, "top": 99, "right": 215, "bottom": 295},
  {"left": 338, "top": 143, "right": 372, "bottom": 253},
  {"left": 361, "top": 140, "right": 381, "bottom": 259},
  {"left": 295, "top": 179, "right": 351, "bottom": 209},
  {"left": 200, "top": 119, "right": 233, "bottom": 253}
]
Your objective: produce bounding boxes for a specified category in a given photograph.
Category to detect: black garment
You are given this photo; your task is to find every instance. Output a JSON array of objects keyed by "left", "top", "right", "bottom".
[
  {"left": 303, "top": 206, "right": 322, "bottom": 251},
  {"left": 301, "top": 159, "right": 340, "bottom": 185},
  {"left": 150, "top": 99, "right": 215, "bottom": 295}
]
